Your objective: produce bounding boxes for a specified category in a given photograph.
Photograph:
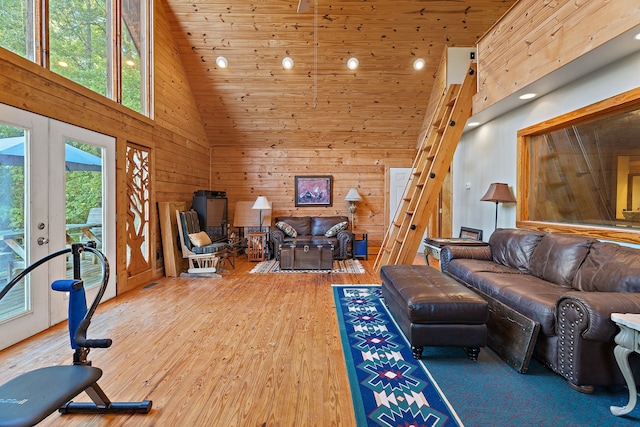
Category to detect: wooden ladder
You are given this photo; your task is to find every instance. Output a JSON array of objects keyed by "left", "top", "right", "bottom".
[{"left": 374, "top": 62, "right": 477, "bottom": 271}]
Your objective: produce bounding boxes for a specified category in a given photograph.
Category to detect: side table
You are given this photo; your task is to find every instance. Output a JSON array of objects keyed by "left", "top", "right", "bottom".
[
  {"left": 610, "top": 313, "right": 640, "bottom": 416},
  {"left": 247, "top": 232, "right": 268, "bottom": 262},
  {"left": 353, "top": 233, "right": 368, "bottom": 260}
]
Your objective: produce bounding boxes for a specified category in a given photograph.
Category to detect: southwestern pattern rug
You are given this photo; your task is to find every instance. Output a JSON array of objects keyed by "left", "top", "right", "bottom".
[
  {"left": 333, "top": 285, "right": 462, "bottom": 427},
  {"left": 249, "top": 259, "right": 364, "bottom": 274}
]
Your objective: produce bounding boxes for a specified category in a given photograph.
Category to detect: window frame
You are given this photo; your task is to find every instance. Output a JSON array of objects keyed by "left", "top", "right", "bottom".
[
  {"left": 2, "top": 0, "right": 151, "bottom": 116},
  {"left": 516, "top": 86, "right": 640, "bottom": 245}
]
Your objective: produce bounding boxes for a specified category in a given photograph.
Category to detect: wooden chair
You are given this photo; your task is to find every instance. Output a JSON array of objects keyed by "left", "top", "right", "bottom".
[{"left": 175, "top": 210, "right": 228, "bottom": 277}]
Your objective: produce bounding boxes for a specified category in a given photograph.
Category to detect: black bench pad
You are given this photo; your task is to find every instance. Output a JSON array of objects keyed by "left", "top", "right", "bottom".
[{"left": 0, "top": 365, "right": 102, "bottom": 427}]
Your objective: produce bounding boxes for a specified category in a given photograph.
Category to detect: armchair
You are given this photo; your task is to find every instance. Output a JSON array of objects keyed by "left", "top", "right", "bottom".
[{"left": 175, "top": 210, "right": 228, "bottom": 277}]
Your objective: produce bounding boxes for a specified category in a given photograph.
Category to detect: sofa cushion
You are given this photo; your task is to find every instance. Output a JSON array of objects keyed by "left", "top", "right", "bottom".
[
  {"left": 489, "top": 228, "right": 545, "bottom": 272},
  {"left": 445, "top": 258, "right": 525, "bottom": 285},
  {"left": 325, "top": 221, "right": 348, "bottom": 237},
  {"left": 311, "top": 216, "right": 349, "bottom": 236},
  {"left": 529, "top": 233, "right": 593, "bottom": 288},
  {"left": 276, "top": 221, "right": 298, "bottom": 238},
  {"left": 276, "top": 216, "right": 311, "bottom": 236},
  {"left": 468, "top": 272, "right": 566, "bottom": 336},
  {"left": 573, "top": 242, "right": 640, "bottom": 292}
]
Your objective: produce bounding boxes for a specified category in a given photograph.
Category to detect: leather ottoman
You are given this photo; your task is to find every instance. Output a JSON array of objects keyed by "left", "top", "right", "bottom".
[{"left": 380, "top": 265, "right": 488, "bottom": 360}]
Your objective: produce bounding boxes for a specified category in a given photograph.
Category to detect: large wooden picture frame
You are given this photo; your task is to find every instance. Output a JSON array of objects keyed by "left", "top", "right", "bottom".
[{"left": 295, "top": 176, "right": 332, "bottom": 207}]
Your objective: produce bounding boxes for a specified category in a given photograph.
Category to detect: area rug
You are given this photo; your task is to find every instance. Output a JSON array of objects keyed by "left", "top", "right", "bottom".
[
  {"left": 333, "top": 285, "right": 462, "bottom": 427},
  {"left": 249, "top": 259, "right": 364, "bottom": 274}
]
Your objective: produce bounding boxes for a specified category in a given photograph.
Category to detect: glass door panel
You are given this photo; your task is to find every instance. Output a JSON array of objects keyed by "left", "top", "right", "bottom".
[
  {"left": 49, "top": 121, "right": 115, "bottom": 325},
  {"left": 0, "top": 106, "right": 50, "bottom": 350},
  {"left": 64, "top": 139, "right": 103, "bottom": 288}
]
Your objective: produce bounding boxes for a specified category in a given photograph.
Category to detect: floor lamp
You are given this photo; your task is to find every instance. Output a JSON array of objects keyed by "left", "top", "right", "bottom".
[
  {"left": 480, "top": 183, "right": 516, "bottom": 230},
  {"left": 252, "top": 196, "right": 271, "bottom": 233}
]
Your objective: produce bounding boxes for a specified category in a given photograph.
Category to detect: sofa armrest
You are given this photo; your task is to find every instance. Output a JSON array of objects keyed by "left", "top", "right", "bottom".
[
  {"left": 440, "top": 245, "right": 492, "bottom": 272},
  {"left": 558, "top": 291, "right": 640, "bottom": 342},
  {"left": 335, "top": 230, "right": 354, "bottom": 260},
  {"left": 270, "top": 229, "right": 286, "bottom": 260}
]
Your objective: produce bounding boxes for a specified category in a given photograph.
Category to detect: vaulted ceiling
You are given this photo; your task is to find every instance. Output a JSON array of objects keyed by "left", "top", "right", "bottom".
[{"left": 163, "top": 0, "right": 517, "bottom": 150}]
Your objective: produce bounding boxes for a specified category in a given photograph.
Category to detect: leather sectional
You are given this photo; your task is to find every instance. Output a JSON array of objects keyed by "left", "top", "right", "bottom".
[{"left": 440, "top": 227, "right": 640, "bottom": 392}]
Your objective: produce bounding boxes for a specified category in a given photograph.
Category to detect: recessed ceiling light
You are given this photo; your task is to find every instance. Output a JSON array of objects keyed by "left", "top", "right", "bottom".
[
  {"left": 413, "top": 58, "right": 425, "bottom": 71},
  {"left": 57, "top": 60, "right": 68, "bottom": 68},
  {"left": 519, "top": 93, "right": 536, "bottom": 100},
  {"left": 635, "top": 32, "right": 640, "bottom": 41},
  {"left": 282, "top": 57, "right": 294, "bottom": 70},
  {"left": 125, "top": 59, "right": 136, "bottom": 67},
  {"left": 467, "top": 121, "right": 480, "bottom": 127},
  {"left": 347, "top": 57, "right": 359, "bottom": 70},
  {"left": 216, "top": 56, "right": 228, "bottom": 68}
]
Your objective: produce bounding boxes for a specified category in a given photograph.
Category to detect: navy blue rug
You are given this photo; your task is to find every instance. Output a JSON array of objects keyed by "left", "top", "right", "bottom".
[
  {"left": 334, "top": 285, "right": 640, "bottom": 427},
  {"left": 333, "top": 284, "right": 462, "bottom": 427}
]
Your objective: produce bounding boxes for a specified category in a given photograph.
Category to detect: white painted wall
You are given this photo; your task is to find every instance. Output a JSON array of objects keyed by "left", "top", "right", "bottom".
[{"left": 452, "top": 50, "right": 640, "bottom": 241}]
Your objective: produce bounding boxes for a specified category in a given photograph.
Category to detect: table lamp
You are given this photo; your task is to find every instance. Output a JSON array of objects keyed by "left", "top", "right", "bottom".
[{"left": 344, "top": 188, "right": 363, "bottom": 229}]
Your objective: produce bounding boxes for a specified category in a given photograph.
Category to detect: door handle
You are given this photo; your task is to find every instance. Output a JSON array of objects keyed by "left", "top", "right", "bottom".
[{"left": 37, "top": 237, "right": 49, "bottom": 245}]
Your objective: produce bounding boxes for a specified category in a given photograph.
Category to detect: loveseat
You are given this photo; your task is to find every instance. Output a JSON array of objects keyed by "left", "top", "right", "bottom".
[
  {"left": 440, "top": 228, "right": 640, "bottom": 392},
  {"left": 270, "top": 216, "right": 353, "bottom": 260}
]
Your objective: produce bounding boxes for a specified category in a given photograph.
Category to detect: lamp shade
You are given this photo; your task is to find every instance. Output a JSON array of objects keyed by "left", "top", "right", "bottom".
[
  {"left": 344, "top": 188, "right": 363, "bottom": 202},
  {"left": 252, "top": 196, "right": 271, "bottom": 210},
  {"left": 480, "top": 183, "right": 516, "bottom": 203}
]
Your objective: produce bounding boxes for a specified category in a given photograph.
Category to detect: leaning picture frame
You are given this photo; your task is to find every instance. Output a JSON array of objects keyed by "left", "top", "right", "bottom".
[
  {"left": 295, "top": 176, "right": 333, "bottom": 207},
  {"left": 459, "top": 226, "right": 483, "bottom": 240}
]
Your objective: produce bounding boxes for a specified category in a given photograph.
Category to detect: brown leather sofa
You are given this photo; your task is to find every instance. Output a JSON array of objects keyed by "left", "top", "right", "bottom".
[
  {"left": 440, "top": 228, "right": 640, "bottom": 392},
  {"left": 270, "top": 216, "right": 353, "bottom": 260}
]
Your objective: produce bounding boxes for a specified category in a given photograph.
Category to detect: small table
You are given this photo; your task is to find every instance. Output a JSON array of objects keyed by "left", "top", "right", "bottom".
[
  {"left": 611, "top": 313, "right": 640, "bottom": 416},
  {"left": 247, "top": 232, "right": 268, "bottom": 262},
  {"left": 423, "top": 237, "right": 488, "bottom": 268},
  {"left": 353, "top": 233, "right": 368, "bottom": 260}
]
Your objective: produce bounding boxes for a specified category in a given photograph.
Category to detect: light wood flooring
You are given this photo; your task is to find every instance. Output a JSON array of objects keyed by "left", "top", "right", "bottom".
[{"left": 0, "top": 256, "right": 432, "bottom": 426}]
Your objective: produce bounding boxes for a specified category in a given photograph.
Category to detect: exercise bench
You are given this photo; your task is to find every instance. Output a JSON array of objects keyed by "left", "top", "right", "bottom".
[{"left": 0, "top": 243, "right": 152, "bottom": 427}]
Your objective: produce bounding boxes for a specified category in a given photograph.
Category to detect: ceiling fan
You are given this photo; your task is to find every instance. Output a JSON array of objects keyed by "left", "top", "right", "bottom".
[{"left": 297, "top": 0, "right": 312, "bottom": 13}]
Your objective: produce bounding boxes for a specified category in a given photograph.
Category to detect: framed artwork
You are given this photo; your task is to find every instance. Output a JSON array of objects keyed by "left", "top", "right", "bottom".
[
  {"left": 459, "top": 226, "right": 483, "bottom": 240},
  {"left": 295, "top": 175, "right": 333, "bottom": 207}
]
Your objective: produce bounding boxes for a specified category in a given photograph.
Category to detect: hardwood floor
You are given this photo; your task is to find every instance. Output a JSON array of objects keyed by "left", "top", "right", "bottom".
[{"left": 0, "top": 257, "right": 393, "bottom": 426}]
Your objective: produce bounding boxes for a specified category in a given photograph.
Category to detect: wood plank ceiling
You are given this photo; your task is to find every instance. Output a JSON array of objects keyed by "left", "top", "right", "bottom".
[{"left": 163, "top": 0, "right": 517, "bottom": 150}]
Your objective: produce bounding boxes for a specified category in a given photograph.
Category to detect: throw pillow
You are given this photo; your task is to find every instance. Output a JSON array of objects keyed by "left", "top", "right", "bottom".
[
  {"left": 325, "top": 221, "right": 348, "bottom": 237},
  {"left": 188, "top": 231, "right": 212, "bottom": 247},
  {"left": 276, "top": 221, "right": 298, "bottom": 238}
]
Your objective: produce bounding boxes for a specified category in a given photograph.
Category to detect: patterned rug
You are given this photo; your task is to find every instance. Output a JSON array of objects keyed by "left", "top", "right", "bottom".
[
  {"left": 249, "top": 259, "right": 364, "bottom": 274},
  {"left": 333, "top": 285, "right": 462, "bottom": 427}
]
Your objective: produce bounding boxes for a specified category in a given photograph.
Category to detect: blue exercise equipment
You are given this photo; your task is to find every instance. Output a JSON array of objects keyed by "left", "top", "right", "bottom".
[{"left": 0, "top": 242, "right": 152, "bottom": 427}]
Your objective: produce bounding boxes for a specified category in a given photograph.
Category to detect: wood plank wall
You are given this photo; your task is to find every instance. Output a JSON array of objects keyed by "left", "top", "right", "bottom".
[
  {"left": 0, "top": 0, "right": 211, "bottom": 292},
  {"left": 212, "top": 146, "right": 415, "bottom": 257},
  {"left": 474, "top": 0, "right": 640, "bottom": 113}
]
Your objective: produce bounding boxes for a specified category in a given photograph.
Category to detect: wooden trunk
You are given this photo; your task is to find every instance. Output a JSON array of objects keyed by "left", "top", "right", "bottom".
[{"left": 279, "top": 243, "right": 334, "bottom": 270}]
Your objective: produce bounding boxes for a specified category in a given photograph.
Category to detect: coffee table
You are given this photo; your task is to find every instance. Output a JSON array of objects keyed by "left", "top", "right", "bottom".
[{"left": 279, "top": 241, "right": 334, "bottom": 270}]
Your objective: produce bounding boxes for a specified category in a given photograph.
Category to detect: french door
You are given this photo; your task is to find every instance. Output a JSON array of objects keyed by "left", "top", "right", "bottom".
[{"left": 0, "top": 104, "right": 116, "bottom": 350}]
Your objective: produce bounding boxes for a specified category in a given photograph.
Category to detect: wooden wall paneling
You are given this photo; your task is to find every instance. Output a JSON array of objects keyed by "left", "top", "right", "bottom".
[
  {"left": 214, "top": 146, "right": 414, "bottom": 258},
  {"left": 475, "top": 0, "right": 640, "bottom": 112}
]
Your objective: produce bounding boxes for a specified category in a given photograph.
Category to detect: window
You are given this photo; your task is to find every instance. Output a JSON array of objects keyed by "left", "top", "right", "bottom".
[
  {"left": 49, "top": 0, "right": 111, "bottom": 98},
  {"left": 0, "top": 0, "right": 151, "bottom": 115},
  {"left": 517, "top": 87, "right": 640, "bottom": 245}
]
